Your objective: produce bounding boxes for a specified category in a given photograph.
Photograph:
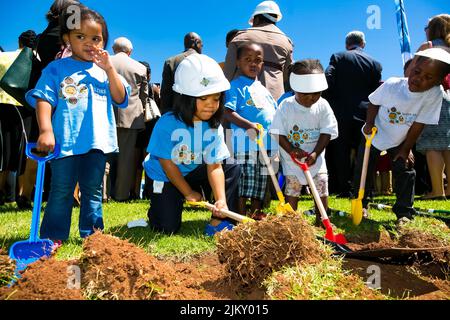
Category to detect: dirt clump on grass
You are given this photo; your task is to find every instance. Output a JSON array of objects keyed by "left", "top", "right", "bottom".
[
  {"left": 0, "top": 249, "right": 15, "bottom": 286},
  {"left": 398, "top": 229, "right": 448, "bottom": 248},
  {"left": 216, "top": 213, "right": 328, "bottom": 290}
]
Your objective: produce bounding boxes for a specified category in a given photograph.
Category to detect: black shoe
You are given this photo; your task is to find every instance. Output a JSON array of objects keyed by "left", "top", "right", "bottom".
[
  {"left": 0, "top": 191, "right": 5, "bottom": 206},
  {"left": 16, "top": 195, "right": 32, "bottom": 210}
]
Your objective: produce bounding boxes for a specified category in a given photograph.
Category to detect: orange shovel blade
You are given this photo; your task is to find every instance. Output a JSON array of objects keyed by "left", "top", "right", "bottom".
[{"left": 351, "top": 198, "right": 363, "bottom": 225}]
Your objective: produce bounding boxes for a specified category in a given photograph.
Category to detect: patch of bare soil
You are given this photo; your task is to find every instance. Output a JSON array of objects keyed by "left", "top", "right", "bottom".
[
  {"left": 0, "top": 258, "right": 84, "bottom": 300},
  {"left": 0, "top": 232, "right": 263, "bottom": 300},
  {"left": 216, "top": 213, "right": 328, "bottom": 291}
]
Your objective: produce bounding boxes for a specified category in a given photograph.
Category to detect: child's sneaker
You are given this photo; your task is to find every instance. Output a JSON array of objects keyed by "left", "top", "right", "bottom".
[{"left": 204, "top": 220, "right": 234, "bottom": 236}]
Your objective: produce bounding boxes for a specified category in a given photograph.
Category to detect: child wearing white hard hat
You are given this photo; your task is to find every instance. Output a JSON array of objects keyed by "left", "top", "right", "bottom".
[
  {"left": 270, "top": 59, "right": 338, "bottom": 226},
  {"left": 354, "top": 46, "right": 450, "bottom": 224},
  {"left": 143, "top": 54, "right": 240, "bottom": 235}
]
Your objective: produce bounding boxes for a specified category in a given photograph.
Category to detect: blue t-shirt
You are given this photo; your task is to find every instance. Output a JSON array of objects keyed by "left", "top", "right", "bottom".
[
  {"left": 25, "top": 57, "right": 130, "bottom": 159},
  {"left": 225, "top": 76, "right": 277, "bottom": 153},
  {"left": 144, "top": 112, "right": 230, "bottom": 182}
]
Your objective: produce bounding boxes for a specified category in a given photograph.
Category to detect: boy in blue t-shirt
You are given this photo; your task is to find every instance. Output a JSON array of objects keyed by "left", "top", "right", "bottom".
[{"left": 224, "top": 42, "right": 277, "bottom": 219}]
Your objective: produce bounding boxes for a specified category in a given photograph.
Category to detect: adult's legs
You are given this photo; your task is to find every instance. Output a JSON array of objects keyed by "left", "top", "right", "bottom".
[
  {"left": 113, "top": 128, "right": 139, "bottom": 201},
  {"left": 443, "top": 150, "right": 450, "bottom": 197},
  {"left": 424, "top": 150, "right": 445, "bottom": 198}
]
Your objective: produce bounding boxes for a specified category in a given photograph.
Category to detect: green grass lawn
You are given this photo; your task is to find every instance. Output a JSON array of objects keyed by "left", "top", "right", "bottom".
[
  {"left": 1, "top": 196, "right": 449, "bottom": 300},
  {"left": 1, "top": 195, "right": 449, "bottom": 261}
]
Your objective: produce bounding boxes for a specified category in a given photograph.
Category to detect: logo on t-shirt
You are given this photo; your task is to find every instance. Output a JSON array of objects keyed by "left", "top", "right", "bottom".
[
  {"left": 172, "top": 144, "right": 199, "bottom": 165},
  {"left": 287, "top": 125, "right": 319, "bottom": 147},
  {"left": 59, "top": 76, "right": 89, "bottom": 106},
  {"left": 387, "top": 107, "right": 416, "bottom": 125}
]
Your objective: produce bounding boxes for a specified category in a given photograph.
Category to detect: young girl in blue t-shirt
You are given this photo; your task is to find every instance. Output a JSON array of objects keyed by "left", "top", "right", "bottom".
[
  {"left": 25, "top": 5, "right": 130, "bottom": 241},
  {"left": 144, "top": 54, "right": 240, "bottom": 234}
]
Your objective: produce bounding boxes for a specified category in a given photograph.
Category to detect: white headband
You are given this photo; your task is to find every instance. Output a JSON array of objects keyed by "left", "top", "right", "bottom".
[
  {"left": 415, "top": 48, "right": 450, "bottom": 65},
  {"left": 289, "top": 73, "right": 328, "bottom": 93}
]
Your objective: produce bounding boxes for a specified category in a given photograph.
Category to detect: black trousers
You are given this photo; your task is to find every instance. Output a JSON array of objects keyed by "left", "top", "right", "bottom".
[
  {"left": 326, "top": 119, "right": 364, "bottom": 195},
  {"left": 147, "top": 163, "right": 240, "bottom": 234},
  {"left": 353, "top": 140, "right": 416, "bottom": 219}
]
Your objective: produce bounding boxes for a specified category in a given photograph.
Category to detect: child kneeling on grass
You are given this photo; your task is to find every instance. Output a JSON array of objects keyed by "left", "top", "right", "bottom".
[
  {"left": 270, "top": 59, "right": 338, "bottom": 226},
  {"left": 143, "top": 54, "right": 240, "bottom": 235},
  {"left": 354, "top": 47, "right": 450, "bottom": 224}
]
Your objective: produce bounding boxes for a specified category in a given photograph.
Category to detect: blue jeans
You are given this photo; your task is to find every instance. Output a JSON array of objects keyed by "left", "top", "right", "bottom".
[{"left": 40, "top": 150, "right": 106, "bottom": 240}]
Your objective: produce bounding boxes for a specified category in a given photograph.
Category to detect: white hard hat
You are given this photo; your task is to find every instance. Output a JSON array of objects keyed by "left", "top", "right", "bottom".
[
  {"left": 172, "top": 54, "right": 230, "bottom": 97},
  {"left": 249, "top": 1, "right": 282, "bottom": 25}
]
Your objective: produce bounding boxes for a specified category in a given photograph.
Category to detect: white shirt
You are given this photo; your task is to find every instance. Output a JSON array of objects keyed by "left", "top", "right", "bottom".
[
  {"left": 270, "top": 96, "right": 338, "bottom": 184},
  {"left": 369, "top": 77, "right": 443, "bottom": 151}
]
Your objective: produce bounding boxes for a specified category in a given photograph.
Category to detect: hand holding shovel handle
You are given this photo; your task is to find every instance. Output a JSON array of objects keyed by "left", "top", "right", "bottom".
[
  {"left": 290, "top": 155, "right": 347, "bottom": 245},
  {"left": 255, "top": 124, "right": 294, "bottom": 213},
  {"left": 186, "top": 201, "right": 255, "bottom": 223}
]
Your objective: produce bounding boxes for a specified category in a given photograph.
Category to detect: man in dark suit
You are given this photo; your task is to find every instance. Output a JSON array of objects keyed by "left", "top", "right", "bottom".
[
  {"left": 110, "top": 37, "right": 148, "bottom": 201},
  {"left": 159, "top": 32, "right": 202, "bottom": 114},
  {"left": 324, "top": 31, "right": 382, "bottom": 197}
]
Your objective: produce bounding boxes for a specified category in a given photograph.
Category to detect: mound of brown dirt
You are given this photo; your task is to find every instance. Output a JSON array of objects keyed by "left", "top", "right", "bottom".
[
  {"left": 216, "top": 213, "right": 328, "bottom": 289},
  {"left": 398, "top": 230, "right": 448, "bottom": 248},
  {"left": 0, "top": 258, "right": 84, "bottom": 300},
  {"left": 0, "top": 249, "right": 15, "bottom": 286},
  {"left": 80, "top": 232, "right": 175, "bottom": 300}
]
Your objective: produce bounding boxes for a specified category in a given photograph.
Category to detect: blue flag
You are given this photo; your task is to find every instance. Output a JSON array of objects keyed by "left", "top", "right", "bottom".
[{"left": 394, "top": 0, "right": 413, "bottom": 65}]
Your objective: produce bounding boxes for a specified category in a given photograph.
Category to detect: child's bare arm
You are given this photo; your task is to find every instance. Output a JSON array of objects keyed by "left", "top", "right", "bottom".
[
  {"left": 364, "top": 103, "right": 380, "bottom": 134},
  {"left": 36, "top": 99, "right": 55, "bottom": 153},
  {"left": 223, "top": 109, "right": 259, "bottom": 138},
  {"left": 159, "top": 159, "right": 202, "bottom": 201},
  {"left": 308, "top": 133, "right": 331, "bottom": 166},
  {"left": 394, "top": 122, "right": 425, "bottom": 163},
  {"left": 207, "top": 163, "right": 227, "bottom": 218},
  {"left": 92, "top": 48, "right": 126, "bottom": 105}
]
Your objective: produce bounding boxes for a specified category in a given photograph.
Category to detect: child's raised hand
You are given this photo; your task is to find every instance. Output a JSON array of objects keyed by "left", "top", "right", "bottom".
[
  {"left": 36, "top": 131, "right": 55, "bottom": 153},
  {"left": 92, "top": 47, "right": 114, "bottom": 72}
]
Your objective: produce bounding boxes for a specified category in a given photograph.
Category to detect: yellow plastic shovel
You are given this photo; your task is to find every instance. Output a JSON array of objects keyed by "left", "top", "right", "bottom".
[
  {"left": 255, "top": 124, "right": 294, "bottom": 214},
  {"left": 351, "top": 127, "right": 377, "bottom": 225}
]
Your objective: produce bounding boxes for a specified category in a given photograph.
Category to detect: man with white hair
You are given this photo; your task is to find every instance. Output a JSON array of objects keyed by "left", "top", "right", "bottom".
[
  {"left": 324, "top": 31, "right": 382, "bottom": 198},
  {"left": 224, "top": 1, "right": 293, "bottom": 102},
  {"left": 109, "top": 37, "right": 149, "bottom": 201}
]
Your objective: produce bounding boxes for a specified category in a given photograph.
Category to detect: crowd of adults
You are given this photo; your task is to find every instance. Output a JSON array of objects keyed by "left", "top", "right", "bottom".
[{"left": 0, "top": 0, "right": 449, "bottom": 208}]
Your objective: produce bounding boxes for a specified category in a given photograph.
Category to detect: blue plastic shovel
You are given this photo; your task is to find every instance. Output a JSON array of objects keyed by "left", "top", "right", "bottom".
[{"left": 9, "top": 143, "right": 60, "bottom": 274}]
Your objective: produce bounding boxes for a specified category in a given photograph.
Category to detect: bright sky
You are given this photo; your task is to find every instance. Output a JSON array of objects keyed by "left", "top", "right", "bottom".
[{"left": 0, "top": 0, "right": 448, "bottom": 84}]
